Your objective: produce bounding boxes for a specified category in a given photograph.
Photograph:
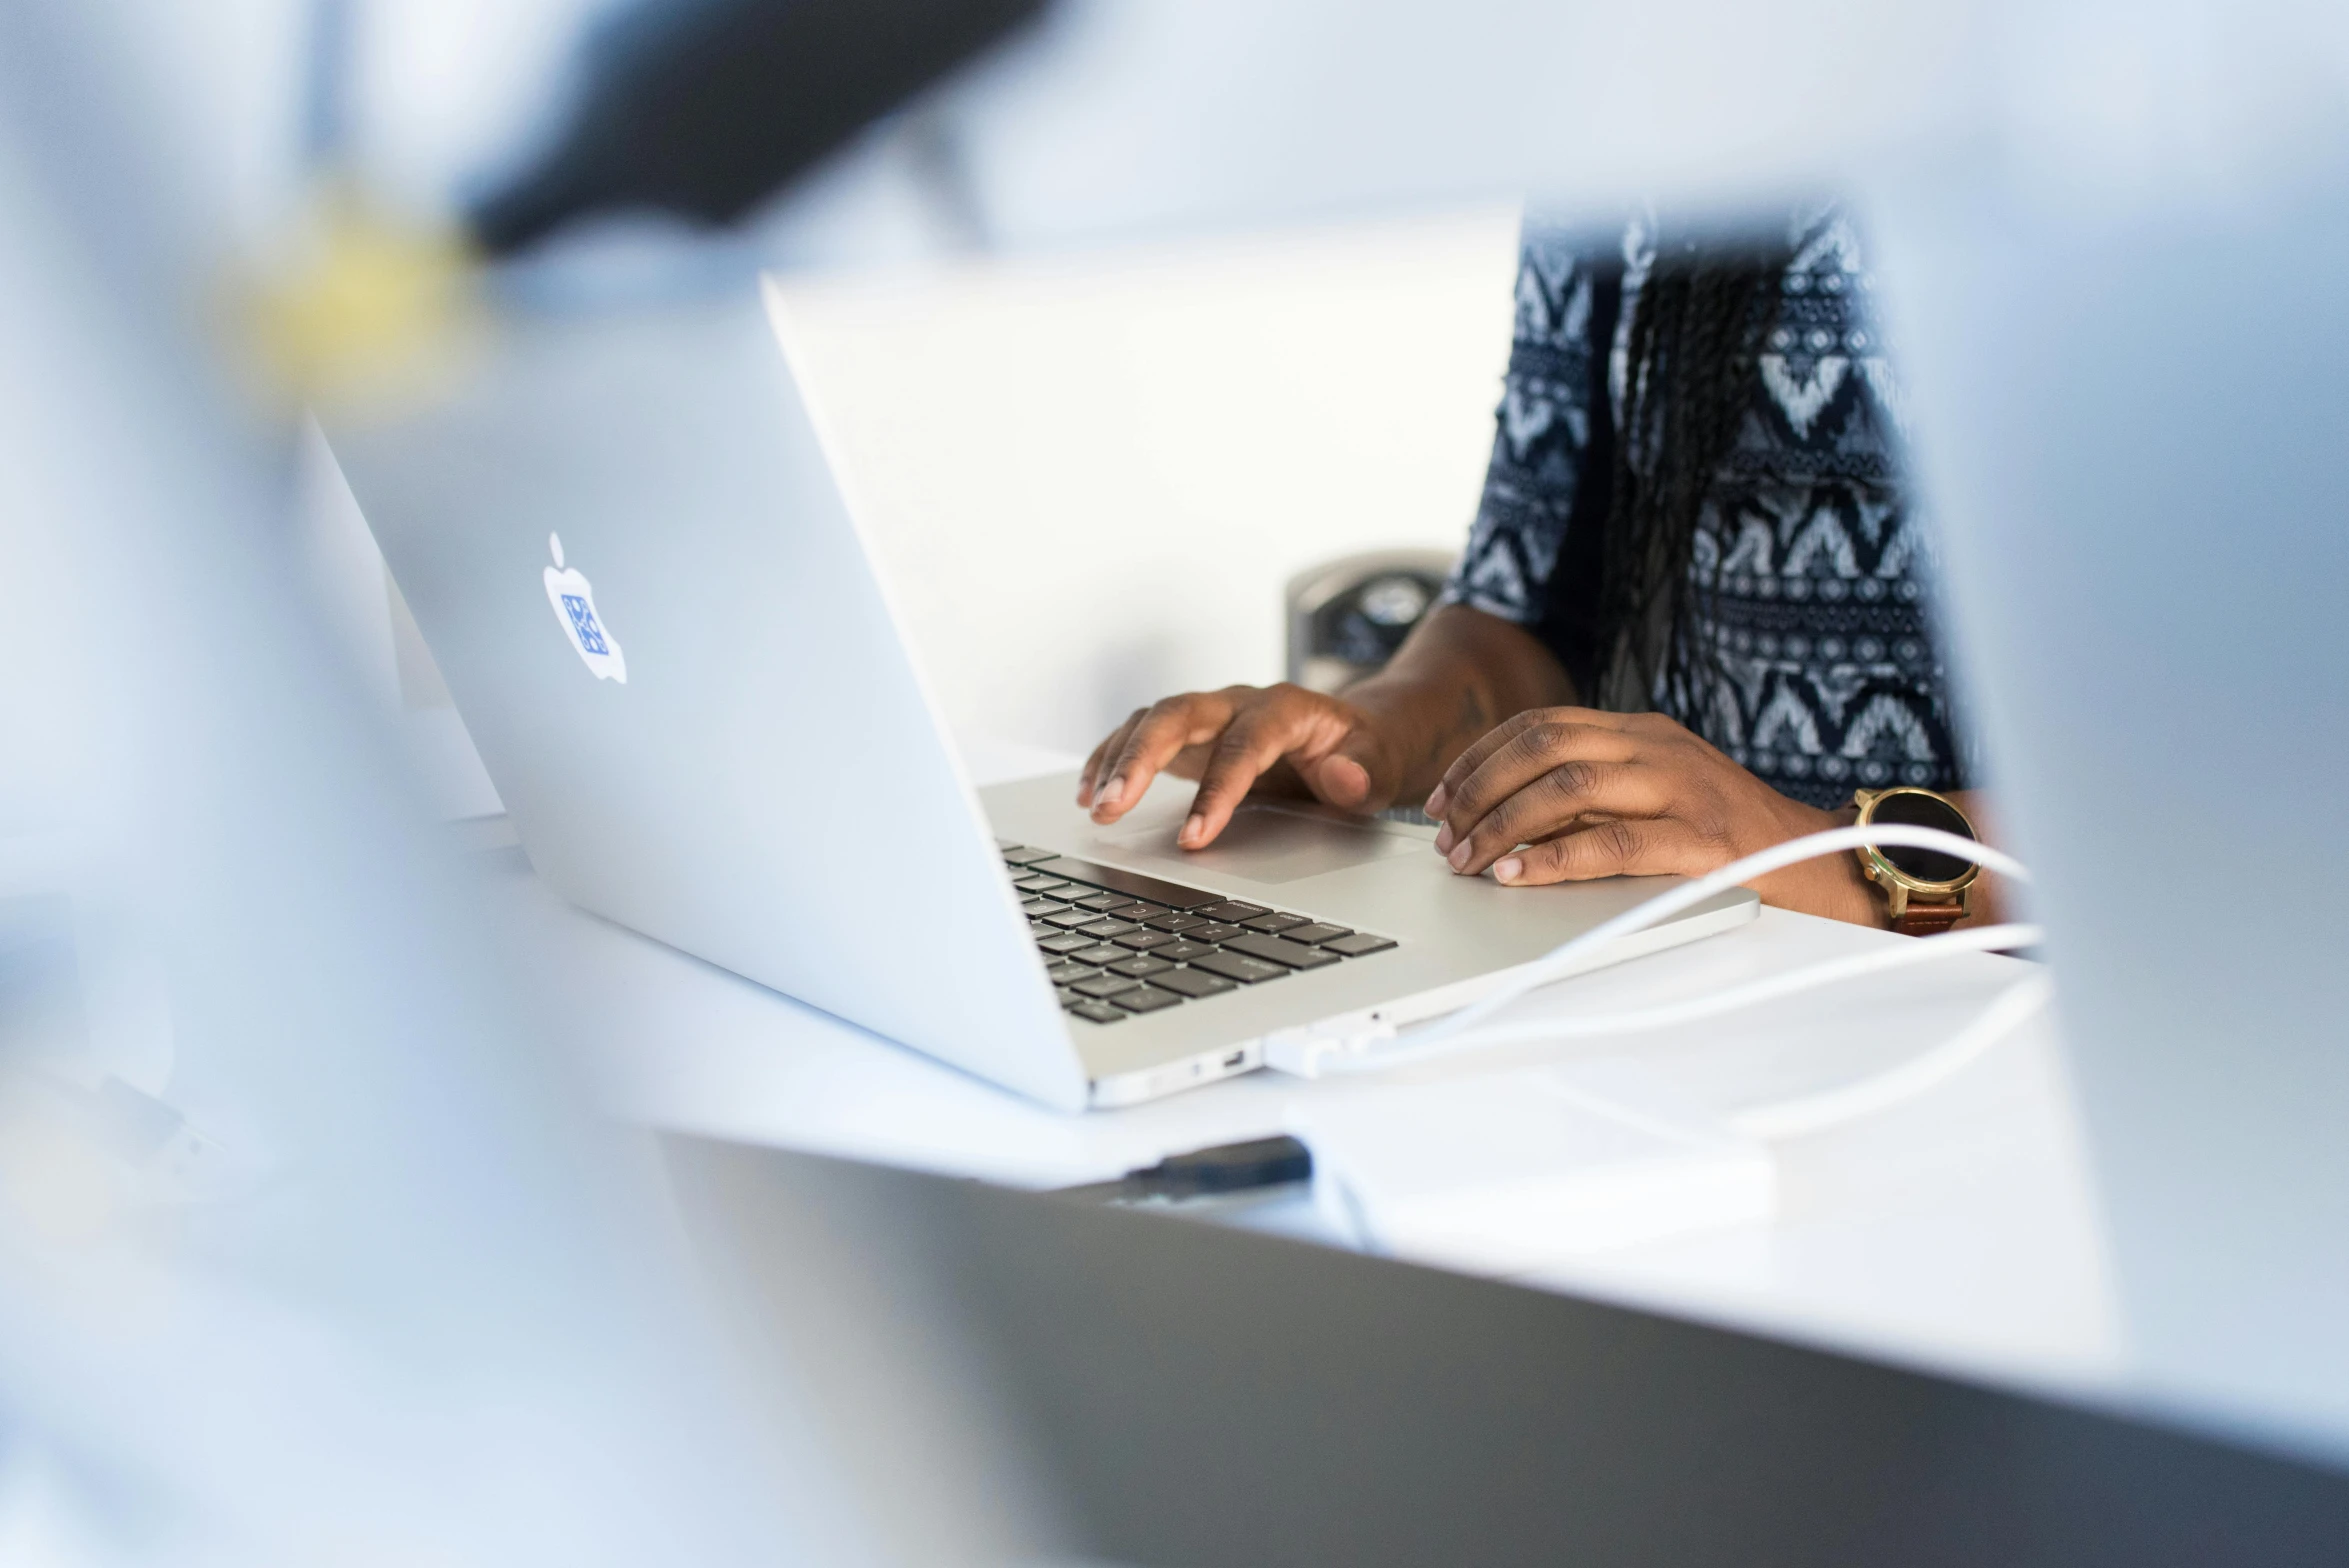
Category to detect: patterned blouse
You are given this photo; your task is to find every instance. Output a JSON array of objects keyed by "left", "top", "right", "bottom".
[{"left": 1442, "top": 206, "right": 1969, "bottom": 811}]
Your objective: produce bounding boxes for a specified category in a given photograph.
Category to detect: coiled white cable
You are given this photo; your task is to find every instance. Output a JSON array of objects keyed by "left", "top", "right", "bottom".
[{"left": 1267, "top": 824, "right": 2036, "bottom": 1085}]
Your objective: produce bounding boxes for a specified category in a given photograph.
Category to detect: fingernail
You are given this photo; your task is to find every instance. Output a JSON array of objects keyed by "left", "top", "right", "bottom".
[
  {"left": 1097, "top": 776, "right": 1125, "bottom": 809},
  {"left": 1433, "top": 823, "right": 1455, "bottom": 854},
  {"left": 1180, "top": 814, "right": 1204, "bottom": 846},
  {"left": 1447, "top": 839, "right": 1472, "bottom": 871},
  {"left": 1495, "top": 856, "right": 1524, "bottom": 884},
  {"left": 1424, "top": 785, "right": 1448, "bottom": 815}
]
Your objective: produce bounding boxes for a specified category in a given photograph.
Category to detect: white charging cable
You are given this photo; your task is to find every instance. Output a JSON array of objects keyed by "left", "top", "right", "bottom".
[
  {"left": 1724, "top": 971, "right": 2053, "bottom": 1140},
  {"left": 1266, "top": 824, "right": 2035, "bottom": 1083},
  {"left": 1316, "top": 919, "right": 2043, "bottom": 1075}
]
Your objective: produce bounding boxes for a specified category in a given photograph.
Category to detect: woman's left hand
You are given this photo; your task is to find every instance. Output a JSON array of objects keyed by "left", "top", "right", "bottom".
[{"left": 1422, "top": 706, "right": 1882, "bottom": 925}]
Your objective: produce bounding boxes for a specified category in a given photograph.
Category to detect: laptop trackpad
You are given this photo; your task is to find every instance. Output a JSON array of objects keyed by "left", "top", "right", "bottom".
[{"left": 1099, "top": 802, "right": 1421, "bottom": 885}]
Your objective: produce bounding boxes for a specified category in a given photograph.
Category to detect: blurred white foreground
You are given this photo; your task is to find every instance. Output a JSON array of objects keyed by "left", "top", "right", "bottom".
[{"left": 8, "top": 0, "right": 2349, "bottom": 1559}]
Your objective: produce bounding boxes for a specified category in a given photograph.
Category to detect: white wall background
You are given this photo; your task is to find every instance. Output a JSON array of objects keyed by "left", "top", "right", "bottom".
[{"left": 777, "top": 205, "right": 1520, "bottom": 757}]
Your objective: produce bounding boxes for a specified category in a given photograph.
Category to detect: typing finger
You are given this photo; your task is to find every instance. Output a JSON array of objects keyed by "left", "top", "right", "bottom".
[
  {"left": 1078, "top": 711, "right": 1146, "bottom": 807},
  {"left": 1490, "top": 816, "right": 1703, "bottom": 885},
  {"left": 1179, "top": 701, "right": 1314, "bottom": 848},
  {"left": 1093, "top": 694, "right": 1233, "bottom": 823},
  {"left": 1300, "top": 726, "right": 1394, "bottom": 812},
  {"left": 1442, "top": 760, "right": 1670, "bottom": 877},
  {"left": 1425, "top": 706, "right": 1630, "bottom": 818},
  {"left": 1434, "top": 713, "right": 1637, "bottom": 853},
  {"left": 1424, "top": 709, "right": 1540, "bottom": 818}
]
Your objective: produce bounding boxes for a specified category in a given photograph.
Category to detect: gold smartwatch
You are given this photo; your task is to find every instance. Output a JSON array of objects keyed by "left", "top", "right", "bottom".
[{"left": 1851, "top": 787, "right": 1980, "bottom": 936}]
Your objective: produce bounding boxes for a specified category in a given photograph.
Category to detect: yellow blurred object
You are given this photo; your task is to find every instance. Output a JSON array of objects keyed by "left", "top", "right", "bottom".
[{"left": 242, "top": 187, "right": 481, "bottom": 408}]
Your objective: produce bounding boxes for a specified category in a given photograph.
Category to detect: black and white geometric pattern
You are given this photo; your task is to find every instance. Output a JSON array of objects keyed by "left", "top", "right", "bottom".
[{"left": 1445, "top": 206, "right": 1970, "bottom": 810}]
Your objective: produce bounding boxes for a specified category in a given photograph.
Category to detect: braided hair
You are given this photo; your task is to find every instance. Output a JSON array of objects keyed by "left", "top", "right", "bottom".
[{"left": 1591, "top": 234, "right": 1791, "bottom": 717}]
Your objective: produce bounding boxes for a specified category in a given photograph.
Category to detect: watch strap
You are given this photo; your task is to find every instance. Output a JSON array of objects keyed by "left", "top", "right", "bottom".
[{"left": 1891, "top": 899, "right": 1968, "bottom": 937}]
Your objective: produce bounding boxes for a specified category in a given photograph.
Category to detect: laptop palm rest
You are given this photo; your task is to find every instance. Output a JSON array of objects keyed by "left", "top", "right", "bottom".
[{"left": 1101, "top": 801, "right": 1420, "bottom": 886}]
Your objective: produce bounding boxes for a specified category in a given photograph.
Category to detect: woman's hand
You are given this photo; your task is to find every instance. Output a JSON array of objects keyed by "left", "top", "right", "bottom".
[
  {"left": 1076, "top": 605, "right": 1579, "bottom": 853},
  {"left": 1079, "top": 684, "right": 1404, "bottom": 850},
  {"left": 1424, "top": 706, "right": 1882, "bottom": 924}
]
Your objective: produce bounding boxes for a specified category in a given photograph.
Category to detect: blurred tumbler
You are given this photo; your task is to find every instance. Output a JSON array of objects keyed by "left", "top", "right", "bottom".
[{"left": 1285, "top": 549, "right": 1453, "bottom": 694}]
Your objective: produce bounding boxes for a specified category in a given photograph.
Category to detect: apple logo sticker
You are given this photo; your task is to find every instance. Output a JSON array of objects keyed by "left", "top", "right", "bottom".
[{"left": 543, "top": 531, "right": 627, "bottom": 683}]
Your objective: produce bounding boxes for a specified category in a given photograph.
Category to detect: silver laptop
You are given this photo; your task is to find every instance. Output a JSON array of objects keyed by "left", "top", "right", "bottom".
[{"left": 321, "top": 279, "right": 1753, "bottom": 1111}]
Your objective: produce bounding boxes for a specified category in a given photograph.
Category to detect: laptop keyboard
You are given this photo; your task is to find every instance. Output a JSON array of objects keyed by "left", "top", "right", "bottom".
[{"left": 997, "top": 841, "right": 1397, "bottom": 1025}]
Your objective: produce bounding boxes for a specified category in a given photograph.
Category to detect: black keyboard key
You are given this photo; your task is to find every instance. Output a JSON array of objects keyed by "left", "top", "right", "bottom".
[
  {"left": 1198, "top": 900, "right": 1269, "bottom": 923},
  {"left": 1105, "top": 901, "right": 1164, "bottom": 921},
  {"left": 1037, "top": 932, "right": 1093, "bottom": 955},
  {"left": 1046, "top": 960, "right": 1099, "bottom": 984},
  {"left": 1189, "top": 951, "right": 1288, "bottom": 985},
  {"left": 1220, "top": 932, "right": 1341, "bottom": 970},
  {"left": 1066, "top": 999, "right": 1126, "bottom": 1024},
  {"left": 1113, "top": 929, "right": 1177, "bottom": 951},
  {"left": 1078, "top": 918, "right": 1141, "bottom": 939},
  {"left": 1070, "top": 892, "right": 1124, "bottom": 913},
  {"left": 1154, "top": 940, "right": 1215, "bottom": 963},
  {"left": 1020, "top": 898, "right": 1057, "bottom": 916},
  {"left": 1242, "top": 912, "right": 1309, "bottom": 934},
  {"left": 1188, "top": 923, "right": 1245, "bottom": 944},
  {"left": 1322, "top": 931, "right": 1397, "bottom": 957},
  {"left": 1042, "top": 908, "right": 1099, "bottom": 930},
  {"left": 1072, "top": 974, "right": 1143, "bottom": 999},
  {"left": 1026, "top": 857, "right": 1224, "bottom": 910},
  {"left": 1108, "top": 954, "right": 1174, "bottom": 978},
  {"left": 1068, "top": 944, "right": 1127, "bottom": 966},
  {"left": 1002, "top": 846, "right": 1058, "bottom": 866},
  {"left": 1014, "top": 873, "right": 1064, "bottom": 892},
  {"left": 1111, "top": 985, "right": 1185, "bottom": 1014},
  {"left": 1284, "top": 922, "right": 1353, "bottom": 945},
  {"left": 1152, "top": 966, "right": 1237, "bottom": 999},
  {"left": 1145, "top": 912, "right": 1207, "bottom": 933}
]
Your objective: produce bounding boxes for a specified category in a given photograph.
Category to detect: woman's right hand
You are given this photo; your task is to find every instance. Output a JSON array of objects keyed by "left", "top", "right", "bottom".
[{"left": 1077, "top": 684, "right": 1403, "bottom": 850}]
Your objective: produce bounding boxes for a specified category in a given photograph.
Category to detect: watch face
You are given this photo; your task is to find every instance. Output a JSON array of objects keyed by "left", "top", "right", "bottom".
[{"left": 1867, "top": 790, "right": 1976, "bottom": 884}]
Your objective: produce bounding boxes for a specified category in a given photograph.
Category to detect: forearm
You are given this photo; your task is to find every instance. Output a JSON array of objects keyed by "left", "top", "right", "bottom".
[{"left": 1340, "top": 604, "right": 1574, "bottom": 804}]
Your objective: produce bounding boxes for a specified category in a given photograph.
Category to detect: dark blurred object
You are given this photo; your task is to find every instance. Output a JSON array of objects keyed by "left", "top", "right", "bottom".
[
  {"left": 1052, "top": 1135, "right": 1314, "bottom": 1204},
  {"left": 1287, "top": 549, "right": 1454, "bottom": 695},
  {"left": 470, "top": 0, "right": 1048, "bottom": 258},
  {"left": 673, "top": 1136, "right": 2349, "bottom": 1568}
]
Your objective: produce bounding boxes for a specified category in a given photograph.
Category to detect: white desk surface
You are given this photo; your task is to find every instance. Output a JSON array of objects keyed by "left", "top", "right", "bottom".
[{"left": 478, "top": 742, "right": 2125, "bottom": 1406}]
